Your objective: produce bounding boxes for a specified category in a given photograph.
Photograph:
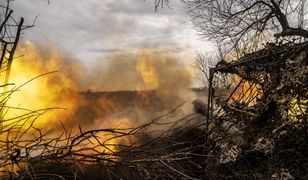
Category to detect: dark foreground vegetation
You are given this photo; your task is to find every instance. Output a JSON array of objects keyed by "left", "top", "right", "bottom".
[{"left": 1, "top": 112, "right": 306, "bottom": 179}]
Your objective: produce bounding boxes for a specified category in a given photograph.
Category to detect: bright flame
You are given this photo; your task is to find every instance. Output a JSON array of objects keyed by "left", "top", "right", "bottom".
[{"left": 1, "top": 41, "right": 84, "bottom": 128}]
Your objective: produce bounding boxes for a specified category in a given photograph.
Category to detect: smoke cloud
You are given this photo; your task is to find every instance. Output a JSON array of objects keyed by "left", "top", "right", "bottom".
[{"left": 6, "top": 41, "right": 197, "bottom": 131}]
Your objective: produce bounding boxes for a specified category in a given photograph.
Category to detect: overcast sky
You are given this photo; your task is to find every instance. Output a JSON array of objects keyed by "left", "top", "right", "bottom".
[{"left": 10, "top": 0, "right": 213, "bottom": 68}]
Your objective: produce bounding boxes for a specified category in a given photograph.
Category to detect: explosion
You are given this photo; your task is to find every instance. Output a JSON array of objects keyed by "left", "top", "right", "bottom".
[
  {"left": 1, "top": 41, "right": 196, "bottom": 132},
  {"left": 0, "top": 41, "right": 197, "bottom": 175},
  {"left": 2, "top": 41, "right": 84, "bottom": 129}
]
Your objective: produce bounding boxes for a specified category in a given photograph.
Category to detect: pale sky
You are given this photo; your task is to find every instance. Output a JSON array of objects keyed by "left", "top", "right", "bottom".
[{"left": 11, "top": 0, "right": 214, "bottom": 68}]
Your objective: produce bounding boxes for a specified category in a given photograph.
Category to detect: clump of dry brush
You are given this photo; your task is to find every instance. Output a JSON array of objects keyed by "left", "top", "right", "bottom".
[{"left": 0, "top": 103, "right": 207, "bottom": 179}]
